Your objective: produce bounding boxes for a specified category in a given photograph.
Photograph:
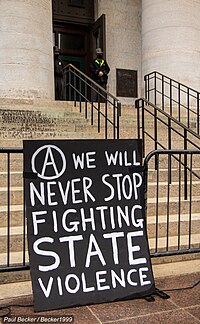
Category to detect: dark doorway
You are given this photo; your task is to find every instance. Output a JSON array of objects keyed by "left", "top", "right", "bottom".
[
  {"left": 60, "top": 55, "right": 86, "bottom": 101},
  {"left": 60, "top": 55, "right": 85, "bottom": 70},
  {"left": 52, "top": 1, "right": 106, "bottom": 99},
  {"left": 92, "top": 14, "right": 106, "bottom": 58},
  {"left": 52, "top": 0, "right": 95, "bottom": 76},
  {"left": 53, "top": 24, "right": 91, "bottom": 74}
]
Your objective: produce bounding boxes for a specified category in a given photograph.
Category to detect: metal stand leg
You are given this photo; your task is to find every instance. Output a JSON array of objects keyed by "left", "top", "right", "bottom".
[
  {"left": 145, "top": 295, "right": 155, "bottom": 302},
  {"left": 155, "top": 288, "right": 170, "bottom": 299},
  {"left": 145, "top": 288, "right": 170, "bottom": 302}
]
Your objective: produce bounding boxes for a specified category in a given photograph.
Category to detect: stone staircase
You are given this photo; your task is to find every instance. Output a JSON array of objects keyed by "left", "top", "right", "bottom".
[
  {"left": 0, "top": 98, "right": 199, "bottom": 292},
  {"left": 139, "top": 105, "right": 200, "bottom": 260}
]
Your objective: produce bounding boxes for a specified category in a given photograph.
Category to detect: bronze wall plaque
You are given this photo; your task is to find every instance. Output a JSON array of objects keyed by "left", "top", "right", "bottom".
[{"left": 116, "top": 69, "right": 138, "bottom": 97}]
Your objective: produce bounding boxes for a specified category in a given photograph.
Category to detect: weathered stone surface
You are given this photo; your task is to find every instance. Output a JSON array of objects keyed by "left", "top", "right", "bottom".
[{"left": 0, "top": 0, "right": 54, "bottom": 99}]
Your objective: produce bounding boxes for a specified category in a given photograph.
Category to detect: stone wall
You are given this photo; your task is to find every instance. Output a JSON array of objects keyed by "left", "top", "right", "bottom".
[
  {"left": 0, "top": 0, "right": 54, "bottom": 99},
  {"left": 2, "top": 0, "right": 200, "bottom": 103},
  {"left": 142, "top": 0, "right": 200, "bottom": 93},
  {"left": 96, "top": 0, "right": 142, "bottom": 104}
]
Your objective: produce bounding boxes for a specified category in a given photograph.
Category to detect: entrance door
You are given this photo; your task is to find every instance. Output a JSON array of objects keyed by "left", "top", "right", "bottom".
[
  {"left": 53, "top": 24, "right": 91, "bottom": 75},
  {"left": 60, "top": 55, "right": 85, "bottom": 100},
  {"left": 60, "top": 55, "right": 85, "bottom": 71},
  {"left": 92, "top": 14, "right": 106, "bottom": 58}
]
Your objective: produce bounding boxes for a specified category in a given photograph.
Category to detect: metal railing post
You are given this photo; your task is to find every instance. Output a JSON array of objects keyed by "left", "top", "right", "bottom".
[
  {"left": 162, "top": 75, "right": 164, "bottom": 111},
  {"left": 143, "top": 149, "right": 200, "bottom": 257},
  {"left": 85, "top": 78, "right": 87, "bottom": 119},
  {"left": 7, "top": 152, "right": 10, "bottom": 266},
  {"left": 117, "top": 101, "right": 121, "bottom": 139},
  {"left": 178, "top": 83, "right": 181, "bottom": 122},
  {"left": 63, "top": 64, "right": 121, "bottom": 140},
  {"left": 135, "top": 99, "right": 141, "bottom": 140},
  {"left": 197, "top": 92, "right": 199, "bottom": 135},
  {"left": 143, "top": 71, "right": 200, "bottom": 138},
  {"left": 105, "top": 99, "right": 108, "bottom": 139},
  {"left": 0, "top": 148, "right": 29, "bottom": 273},
  {"left": 69, "top": 66, "right": 72, "bottom": 101},
  {"left": 154, "top": 72, "right": 157, "bottom": 106},
  {"left": 187, "top": 88, "right": 190, "bottom": 128},
  {"left": 144, "top": 75, "right": 147, "bottom": 101},
  {"left": 141, "top": 99, "right": 145, "bottom": 157},
  {"left": 170, "top": 79, "right": 172, "bottom": 115},
  {"left": 184, "top": 129, "right": 188, "bottom": 200}
]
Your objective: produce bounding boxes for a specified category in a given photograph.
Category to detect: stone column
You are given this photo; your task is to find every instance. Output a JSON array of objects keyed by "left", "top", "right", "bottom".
[
  {"left": 96, "top": 0, "right": 142, "bottom": 103},
  {"left": 0, "top": 0, "right": 54, "bottom": 99},
  {"left": 142, "top": 0, "right": 200, "bottom": 91}
]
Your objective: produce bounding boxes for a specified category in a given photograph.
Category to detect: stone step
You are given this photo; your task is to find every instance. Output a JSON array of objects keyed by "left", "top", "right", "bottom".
[
  {"left": 0, "top": 130, "right": 105, "bottom": 142},
  {"left": 0, "top": 112, "right": 87, "bottom": 124},
  {"left": 144, "top": 154, "right": 200, "bottom": 171},
  {"left": 0, "top": 232, "right": 199, "bottom": 267},
  {"left": 147, "top": 213, "right": 200, "bottom": 238},
  {"left": 144, "top": 142, "right": 200, "bottom": 154},
  {"left": 1, "top": 102, "right": 198, "bottom": 137},
  {"left": 0, "top": 151, "right": 198, "bottom": 181},
  {"left": 0, "top": 113, "right": 84, "bottom": 127},
  {"left": 0, "top": 103, "right": 120, "bottom": 123},
  {"left": 0, "top": 257, "right": 200, "bottom": 293},
  {"left": 147, "top": 195, "right": 200, "bottom": 215},
  {"left": 0, "top": 99, "right": 197, "bottom": 136},
  {"left": 149, "top": 233, "right": 199, "bottom": 254},
  {"left": 0, "top": 118, "right": 122, "bottom": 132},
  {"left": 0, "top": 98, "right": 70, "bottom": 111},
  {"left": 0, "top": 226, "right": 27, "bottom": 254},
  {"left": 0, "top": 157, "right": 23, "bottom": 172},
  {"left": 0, "top": 125, "right": 105, "bottom": 138},
  {"left": 0, "top": 252, "right": 199, "bottom": 286},
  {"left": 0, "top": 136, "right": 198, "bottom": 165},
  {"left": 0, "top": 98, "right": 133, "bottom": 114},
  {"left": 140, "top": 119, "right": 199, "bottom": 132},
  {"left": 0, "top": 251, "right": 29, "bottom": 267},
  {"left": 0, "top": 105, "right": 120, "bottom": 142},
  {"left": 0, "top": 178, "right": 199, "bottom": 206},
  {"left": 0, "top": 128, "right": 198, "bottom": 151},
  {"left": 0, "top": 99, "right": 198, "bottom": 274},
  {"left": 0, "top": 213, "right": 199, "bottom": 253},
  {"left": 0, "top": 208, "right": 25, "bottom": 227},
  {"left": 0, "top": 120, "right": 127, "bottom": 133},
  {"left": 143, "top": 140, "right": 199, "bottom": 151},
  {"left": 147, "top": 167, "right": 200, "bottom": 181},
  {"left": 1, "top": 194, "right": 199, "bottom": 212},
  {"left": 0, "top": 123, "right": 97, "bottom": 134},
  {"left": 0, "top": 135, "right": 111, "bottom": 150},
  {"left": 0, "top": 172, "right": 23, "bottom": 186},
  {"left": 1, "top": 190, "right": 198, "bottom": 225},
  {"left": 147, "top": 180, "right": 200, "bottom": 197},
  {"left": 0, "top": 187, "right": 200, "bottom": 210}
]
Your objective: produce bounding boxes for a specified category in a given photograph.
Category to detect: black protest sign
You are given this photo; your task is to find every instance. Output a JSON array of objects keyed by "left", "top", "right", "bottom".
[{"left": 23, "top": 139, "right": 155, "bottom": 312}]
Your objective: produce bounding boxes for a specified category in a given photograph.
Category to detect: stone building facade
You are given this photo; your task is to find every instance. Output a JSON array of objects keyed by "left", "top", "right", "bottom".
[{"left": 0, "top": 0, "right": 200, "bottom": 104}]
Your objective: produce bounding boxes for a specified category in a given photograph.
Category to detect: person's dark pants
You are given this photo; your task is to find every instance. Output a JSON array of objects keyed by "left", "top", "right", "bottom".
[
  {"left": 55, "top": 76, "right": 64, "bottom": 100},
  {"left": 91, "top": 82, "right": 107, "bottom": 102}
]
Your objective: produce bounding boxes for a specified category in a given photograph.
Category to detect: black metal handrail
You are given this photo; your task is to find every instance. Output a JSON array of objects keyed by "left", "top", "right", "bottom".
[
  {"left": 143, "top": 149, "right": 200, "bottom": 257},
  {"left": 0, "top": 148, "right": 29, "bottom": 272},
  {"left": 0, "top": 146, "right": 199, "bottom": 271},
  {"left": 135, "top": 98, "right": 200, "bottom": 200},
  {"left": 144, "top": 71, "right": 200, "bottom": 135},
  {"left": 136, "top": 98, "right": 200, "bottom": 154},
  {"left": 63, "top": 64, "right": 121, "bottom": 139}
]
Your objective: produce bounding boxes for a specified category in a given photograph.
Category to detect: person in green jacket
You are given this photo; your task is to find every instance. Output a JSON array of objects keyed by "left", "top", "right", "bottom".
[{"left": 90, "top": 48, "right": 110, "bottom": 101}]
